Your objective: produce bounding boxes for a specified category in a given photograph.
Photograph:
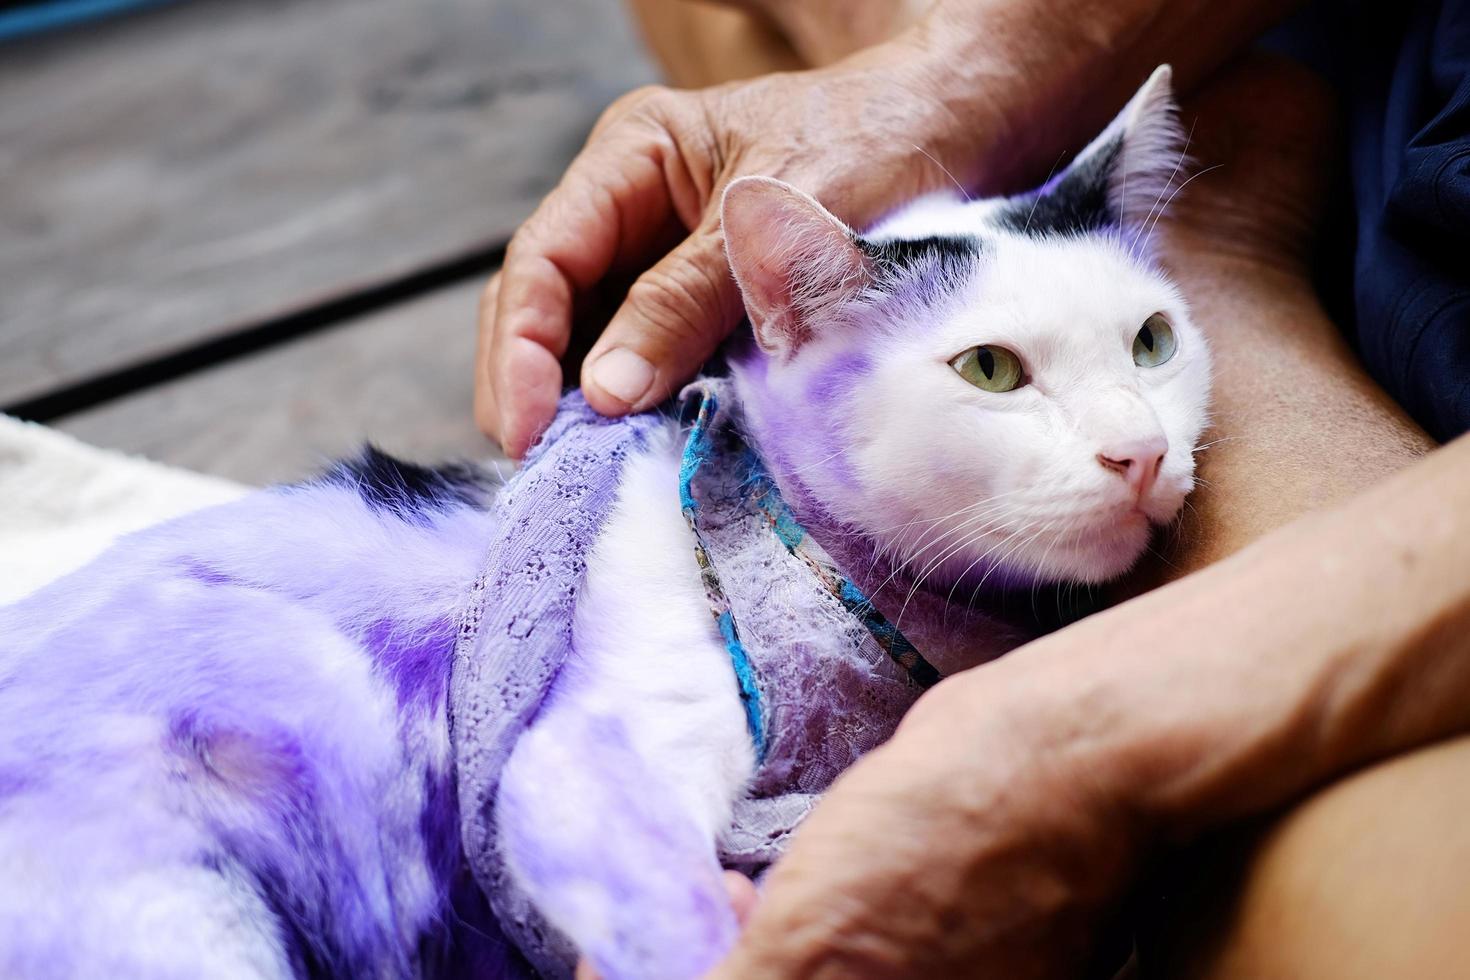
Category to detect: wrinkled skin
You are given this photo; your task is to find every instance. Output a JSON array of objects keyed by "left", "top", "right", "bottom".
[
  {"left": 568, "top": 51, "right": 1467, "bottom": 978},
  {"left": 473, "top": 40, "right": 1016, "bottom": 458},
  {"left": 481, "top": 0, "right": 1470, "bottom": 971}
]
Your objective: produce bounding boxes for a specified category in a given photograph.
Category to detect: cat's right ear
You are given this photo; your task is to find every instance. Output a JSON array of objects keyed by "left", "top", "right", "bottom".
[{"left": 721, "top": 177, "right": 872, "bottom": 357}]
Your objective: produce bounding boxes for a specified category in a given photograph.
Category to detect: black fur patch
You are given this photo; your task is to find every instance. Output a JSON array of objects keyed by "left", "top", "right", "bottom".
[
  {"left": 993, "top": 134, "right": 1123, "bottom": 238},
  {"left": 318, "top": 446, "right": 496, "bottom": 519},
  {"left": 858, "top": 234, "right": 983, "bottom": 279}
]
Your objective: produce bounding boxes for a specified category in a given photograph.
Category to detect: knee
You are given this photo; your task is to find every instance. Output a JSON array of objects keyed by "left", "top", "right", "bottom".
[{"left": 1144, "top": 735, "right": 1470, "bottom": 978}]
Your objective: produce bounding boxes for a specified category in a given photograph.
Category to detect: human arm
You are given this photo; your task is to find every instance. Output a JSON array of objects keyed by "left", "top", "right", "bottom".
[
  {"left": 710, "top": 428, "right": 1470, "bottom": 978},
  {"left": 475, "top": 0, "right": 1302, "bottom": 456}
]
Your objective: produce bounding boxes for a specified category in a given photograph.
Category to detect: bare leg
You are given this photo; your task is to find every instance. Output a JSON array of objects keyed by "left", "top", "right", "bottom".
[
  {"left": 619, "top": 8, "right": 1461, "bottom": 969},
  {"left": 1136, "top": 58, "right": 1432, "bottom": 587},
  {"left": 624, "top": 0, "right": 801, "bottom": 87},
  {"left": 1126, "top": 58, "right": 1463, "bottom": 976},
  {"left": 1147, "top": 736, "right": 1470, "bottom": 978},
  {"left": 625, "top": 0, "right": 922, "bottom": 87}
]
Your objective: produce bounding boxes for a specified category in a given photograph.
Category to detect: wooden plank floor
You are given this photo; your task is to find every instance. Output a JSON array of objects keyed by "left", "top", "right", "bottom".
[
  {"left": 56, "top": 279, "right": 507, "bottom": 485},
  {"left": 0, "top": 0, "right": 654, "bottom": 412}
]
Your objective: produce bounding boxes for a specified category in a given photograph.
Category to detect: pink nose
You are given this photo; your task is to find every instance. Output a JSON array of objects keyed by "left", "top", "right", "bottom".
[{"left": 1097, "top": 436, "right": 1168, "bottom": 498}]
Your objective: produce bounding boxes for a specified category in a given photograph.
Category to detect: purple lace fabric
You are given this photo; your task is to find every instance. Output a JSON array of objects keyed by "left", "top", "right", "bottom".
[
  {"left": 450, "top": 384, "right": 926, "bottom": 974},
  {"left": 450, "top": 392, "right": 662, "bottom": 978},
  {"left": 683, "top": 381, "right": 921, "bottom": 813}
]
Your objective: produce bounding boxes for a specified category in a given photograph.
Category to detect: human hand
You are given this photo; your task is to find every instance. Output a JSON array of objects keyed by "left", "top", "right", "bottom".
[
  {"left": 709, "top": 422, "right": 1470, "bottom": 978},
  {"left": 703, "top": 648, "right": 1151, "bottom": 980},
  {"left": 473, "top": 40, "right": 997, "bottom": 457},
  {"left": 476, "top": 0, "right": 1311, "bottom": 458}
]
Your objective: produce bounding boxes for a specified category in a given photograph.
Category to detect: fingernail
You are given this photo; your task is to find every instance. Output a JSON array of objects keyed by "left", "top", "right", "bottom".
[{"left": 589, "top": 348, "right": 656, "bottom": 406}]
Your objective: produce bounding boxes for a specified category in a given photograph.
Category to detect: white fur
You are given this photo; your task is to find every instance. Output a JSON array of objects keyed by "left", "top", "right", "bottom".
[
  {"left": 726, "top": 64, "right": 1210, "bottom": 585},
  {"left": 843, "top": 230, "right": 1208, "bottom": 583},
  {"left": 506, "top": 65, "right": 1212, "bottom": 968},
  {"left": 558, "top": 428, "right": 752, "bottom": 835},
  {"left": 500, "top": 428, "right": 751, "bottom": 956}
]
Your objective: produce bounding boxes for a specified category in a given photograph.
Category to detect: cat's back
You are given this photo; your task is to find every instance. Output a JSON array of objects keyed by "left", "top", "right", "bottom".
[{"left": 0, "top": 451, "right": 503, "bottom": 978}]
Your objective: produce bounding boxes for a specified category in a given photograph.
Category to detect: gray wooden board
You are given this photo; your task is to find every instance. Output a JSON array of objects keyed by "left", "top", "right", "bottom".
[
  {"left": 56, "top": 279, "right": 511, "bottom": 485},
  {"left": 0, "top": 0, "right": 655, "bottom": 406}
]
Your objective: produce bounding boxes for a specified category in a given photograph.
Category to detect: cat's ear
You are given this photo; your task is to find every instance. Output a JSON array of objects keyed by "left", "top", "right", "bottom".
[
  {"left": 721, "top": 176, "right": 872, "bottom": 357},
  {"left": 1002, "top": 65, "right": 1184, "bottom": 236},
  {"left": 1104, "top": 64, "right": 1186, "bottom": 229}
]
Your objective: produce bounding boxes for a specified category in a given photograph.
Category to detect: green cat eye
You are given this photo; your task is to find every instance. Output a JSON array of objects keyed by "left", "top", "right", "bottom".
[
  {"left": 1133, "top": 313, "right": 1177, "bottom": 368},
  {"left": 950, "top": 345, "right": 1025, "bottom": 393}
]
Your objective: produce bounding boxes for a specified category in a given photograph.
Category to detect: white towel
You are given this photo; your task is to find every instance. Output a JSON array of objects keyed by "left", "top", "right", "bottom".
[{"left": 0, "top": 417, "right": 245, "bottom": 603}]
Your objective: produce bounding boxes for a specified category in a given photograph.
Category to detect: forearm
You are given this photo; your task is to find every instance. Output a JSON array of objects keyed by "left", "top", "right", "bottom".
[
  {"left": 881, "top": 0, "right": 1303, "bottom": 189},
  {"left": 976, "top": 434, "right": 1470, "bottom": 835},
  {"left": 1175, "top": 434, "right": 1470, "bottom": 816}
]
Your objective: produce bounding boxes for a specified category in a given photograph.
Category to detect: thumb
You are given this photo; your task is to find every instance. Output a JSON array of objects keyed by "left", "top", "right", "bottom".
[{"left": 581, "top": 222, "right": 744, "bottom": 415}]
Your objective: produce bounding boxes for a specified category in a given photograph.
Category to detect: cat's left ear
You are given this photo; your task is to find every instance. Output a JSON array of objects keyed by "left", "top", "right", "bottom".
[
  {"left": 1004, "top": 65, "right": 1185, "bottom": 236},
  {"left": 722, "top": 176, "right": 873, "bottom": 358}
]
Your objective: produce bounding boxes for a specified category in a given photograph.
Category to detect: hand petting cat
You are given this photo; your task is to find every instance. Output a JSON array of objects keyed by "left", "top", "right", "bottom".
[
  {"left": 474, "top": 0, "right": 1288, "bottom": 459},
  {"left": 478, "top": 0, "right": 1470, "bottom": 975},
  {"left": 473, "top": 48, "right": 985, "bottom": 458}
]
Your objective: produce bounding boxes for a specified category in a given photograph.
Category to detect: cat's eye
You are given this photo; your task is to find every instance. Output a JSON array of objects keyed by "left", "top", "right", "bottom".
[
  {"left": 1133, "top": 313, "right": 1177, "bottom": 368},
  {"left": 950, "top": 345, "right": 1025, "bottom": 392}
]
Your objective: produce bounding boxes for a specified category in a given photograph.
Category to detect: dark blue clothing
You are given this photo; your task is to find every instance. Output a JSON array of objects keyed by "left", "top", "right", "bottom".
[
  {"left": 1269, "top": 1, "right": 1469, "bottom": 440},
  {"left": 1346, "top": 0, "right": 1470, "bottom": 441}
]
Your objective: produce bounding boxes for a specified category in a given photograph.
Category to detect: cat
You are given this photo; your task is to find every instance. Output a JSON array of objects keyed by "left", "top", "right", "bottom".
[{"left": 0, "top": 65, "right": 1208, "bottom": 979}]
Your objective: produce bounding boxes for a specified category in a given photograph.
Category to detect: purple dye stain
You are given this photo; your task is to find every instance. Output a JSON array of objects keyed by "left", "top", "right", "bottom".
[
  {"left": 809, "top": 350, "right": 872, "bottom": 409},
  {"left": 0, "top": 768, "right": 35, "bottom": 800},
  {"left": 168, "top": 710, "right": 310, "bottom": 802},
  {"left": 360, "top": 617, "right": 456, "bottom": 710},
  {"left": 178, "top": 558, "right": 236, "bottom": 587}
]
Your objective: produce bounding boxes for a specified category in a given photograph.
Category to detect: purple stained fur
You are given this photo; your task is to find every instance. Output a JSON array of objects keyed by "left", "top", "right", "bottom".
[
  {"left": 498, "top": 712, "right": 737, "bottom": 980},
  {"left": 0, "top": 84, "right": 1169, "bottom": 972},
  {"left": 0, "top": 449, "right": 515, "bottom": 978}
]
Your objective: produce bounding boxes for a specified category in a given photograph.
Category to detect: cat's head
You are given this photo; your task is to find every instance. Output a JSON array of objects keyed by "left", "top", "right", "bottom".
[{"left": 723, "top": 66, "right": 1211, "bottom": 586}]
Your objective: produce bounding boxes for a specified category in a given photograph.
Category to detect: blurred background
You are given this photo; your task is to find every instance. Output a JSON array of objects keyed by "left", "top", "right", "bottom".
[{"left": 0, "top": 0, "right": 657, "bottom": 484}]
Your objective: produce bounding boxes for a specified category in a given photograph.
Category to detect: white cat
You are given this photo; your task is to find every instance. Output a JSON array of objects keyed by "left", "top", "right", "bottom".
[
  {"left": 0, "top": 66, "right": 1207, "bottom": 980},
  {"left": 500, "top": 64, "right": 1209, "bottom": 977}
]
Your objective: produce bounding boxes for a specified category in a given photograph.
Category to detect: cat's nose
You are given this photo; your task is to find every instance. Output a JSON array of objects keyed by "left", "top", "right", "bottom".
[{"left": 1097, "top": 436, "right": 1168, "bottom": 498}]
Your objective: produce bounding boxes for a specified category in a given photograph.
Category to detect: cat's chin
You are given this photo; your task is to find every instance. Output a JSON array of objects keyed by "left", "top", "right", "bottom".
[{"left": 1027, "top": 511, "right": 1156, "bottom": 585}]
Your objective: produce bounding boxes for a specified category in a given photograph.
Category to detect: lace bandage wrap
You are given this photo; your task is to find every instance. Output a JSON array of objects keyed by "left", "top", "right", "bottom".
[{"left": 451, "top": 385, "right": 927, "bottom": 977}]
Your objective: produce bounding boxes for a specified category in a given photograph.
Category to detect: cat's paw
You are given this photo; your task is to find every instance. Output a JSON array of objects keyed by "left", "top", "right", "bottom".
[{"left": 573, "top": 872, "right": 758, "bottom": 980}]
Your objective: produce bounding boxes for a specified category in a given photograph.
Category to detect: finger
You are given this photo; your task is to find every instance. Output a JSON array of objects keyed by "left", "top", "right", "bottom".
[
  {"left": 574, "top": 956, "right": 601, "bottom": 980},
  {"left": 580, "top": 222, "right": 744, "bottom": 416},
  {"left": 491, "top": 135, "right": 680, "bottom": 456},
  {"left": 477, "top": 272, "right": 570, "bottom": 460},
  {"left": 724, "top": 870, "right": 759, "bottom": 927},
  {"left": 473, "top": 272, "right": 506, "bottom": 441}
]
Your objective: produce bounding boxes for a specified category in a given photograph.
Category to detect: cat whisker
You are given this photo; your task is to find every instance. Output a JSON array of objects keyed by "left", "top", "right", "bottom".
[
  {"left": 864, "top": 488, "right": 1029, "bottom": 537},
  {"left": 1026, "top": 517, "right": 1076, "bottom": 615},
  {"left": 783, "top": 447, "right": 850, "bottom": 477},
  {"left": 1140, "top": 163, "right": 1225, "bottom": 252},
  {"left": 1191, "top": 435, "right": 1235, "bottom": 453},
  {"left": 1131, "top": 120, "right": 1195, "bottom": 255},
  {"left": 964, "top": 521, "right": 1054, "bottom": 616},
  {"left": 897, "top": 515, "right": 1025, "bottom": 625},
  {"left": 1023, "top": 151, "right": 1070, "bottom": 235},
  {"left": 872, "top": 495, "right": 1031, "bottom": 588},
  {"left": 910, "top": 143, "right": 972, "bottom": 202},
  {"left": 943, "top": 516, "right": 1044, "bottom": 611},
  {"left": 887, "top": 503, "right": 1030, "bottom": 598}
]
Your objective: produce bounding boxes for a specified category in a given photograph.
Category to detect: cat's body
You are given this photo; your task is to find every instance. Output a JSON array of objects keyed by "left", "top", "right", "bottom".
[
  {"left": 0, "top": 459, "right": 507, "bottom": 977},
  {"left": 0, "top": 67, "right": 1209, "bottom": 978}
]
